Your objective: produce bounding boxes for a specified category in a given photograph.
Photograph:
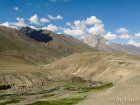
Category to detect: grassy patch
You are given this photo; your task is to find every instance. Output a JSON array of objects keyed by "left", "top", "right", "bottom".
[
  {"left": 83, "top": 83, "right": 114, "bottom": 92},
  {"left": 93, "top": 83, "right": 113, "bottom": 90},
  {"left": 118, "top": 62, "right": 126, "bottom": 65},
  {"left": 0, "top": 98, "right": 21, "bottom": 105},
  {"left": 41, "top": 93, "right": 55, "bottom": 98},
  {"left": 28, "top": 97, "right": 84, "bottom": 105},
  {"left": 64, "top": 82, "right": 114, "bottom": 93}
]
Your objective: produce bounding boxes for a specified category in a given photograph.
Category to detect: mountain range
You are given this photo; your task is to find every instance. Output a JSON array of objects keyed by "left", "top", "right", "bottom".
[
  {"left": 0, "top": 26, "right": 140, "bottom": 105},
  {"left": 0, "top": 26, "right": 96, "bottom": 64},
  {"left": 83, "top": 35, "right": 140, "bottom": 56}
]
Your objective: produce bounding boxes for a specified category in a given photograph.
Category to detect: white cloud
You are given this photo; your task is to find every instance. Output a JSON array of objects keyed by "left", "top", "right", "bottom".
[
  {"left": 56, "top": 15, "right": 63, "bottom": 20},
  {"left": 0, "top": 17, "right": 27, "bottom": 28},
  {"left": 128, "top": 39, "right": 140, "bottom": 47},
  {"left": 120, "top": 34, "right": 131, "bottom": 39},
  {"left": 74, "top": 20, "right": 81, "bottom": 26},
  {"left": 29, "top": 14, "right": 50, "bottom": 25},
  {"left": 48, "top": 15, "right": 63, "bottom": 20},
  {"left": 13, "top": 7, "right": 19, "bottom": 11},
  {"left": 0, "top": 17, "right": 36, "bottom": 29},
  {"left": 66, "top": 22, "right": 71, "bottom": 26},
  {"left": 62, "top": 16, "right": 104, "bottom": 38},
  {"left": 135, "top": 33, "right": 140, "bottom": 37},
  {"left": 12, "top": 17, "right": 27, "bottom": 27},
  {"left": 40, "top": 18, "right": 50, "bottom": 23},
  {"left": 47, "top": 15, "right": 55, "bottom": 20},
  {"left": 28, "top": 25, "right": 37, "bottom": 29},
  {"left": 29, "top": 14, "right": 40, "bottom": 25},
  {"left": 86, "top": 24, "right": 104, "bottom": 35},
  {"left": 73, "top": 20, "right": 85, "bottom": 30},
  {"left": 85, "top": 16, "right": 102, "bottom": 25},
  {"left": 63, "top": 28, "right": 84, "bottom": 36},
  {"left": 116, "top": 27, "right": 128, "bottom": 34},
  {"left": 104, "top": 32, "right": 117, "bottom": 40},
  {"left": 116, "top": 27, "right": 131, "bottom": 39},
  {"left": 0, "top": 22, "right": 11, "bottom": 27},
  {"left": 42, "top": 24, "right": 58, "bottom": 31},
  {"left": 0, "top": 22, "right": 17, "bottom": 29}
]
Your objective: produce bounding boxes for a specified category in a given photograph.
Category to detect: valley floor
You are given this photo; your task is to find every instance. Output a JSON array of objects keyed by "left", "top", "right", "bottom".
[
  {"left": 0, "top": 82, "right": 113, "bottom": 105},
  {"left": 0, "top": 52, "right": 140, "bottom": 105}
]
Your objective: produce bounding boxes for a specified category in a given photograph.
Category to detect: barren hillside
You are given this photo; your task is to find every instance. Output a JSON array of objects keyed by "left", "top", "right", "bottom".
[{"left": 45, "top": 52, "right": 140, "bottom": 105}]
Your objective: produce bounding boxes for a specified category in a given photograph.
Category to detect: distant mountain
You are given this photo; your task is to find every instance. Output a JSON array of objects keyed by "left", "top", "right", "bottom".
[
  {"left": 99, "top": 43, "right": 140, "bottom": 56},
  {"left": 0, "top": 26, "right": 96, "bottom": 64},
  {"left": 83, "top": 34, "right": 107, "bottom": 48},
  {"left": 83, "top": 35, "right": 140, "bottom": 56}
]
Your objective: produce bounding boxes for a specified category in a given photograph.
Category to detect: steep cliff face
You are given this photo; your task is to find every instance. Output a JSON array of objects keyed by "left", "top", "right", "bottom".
[{"left": 83, "top": 35, "right": 107, "bottom": 49}]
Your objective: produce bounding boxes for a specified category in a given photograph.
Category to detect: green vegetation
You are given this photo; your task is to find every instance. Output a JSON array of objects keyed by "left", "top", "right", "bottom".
[
  {"left": 28, "top": 96, "right": 84, "bottom": 105},
  {"left": 64, "top": 82, "right": 114, "bottom": 93},
  {"left": 0, "top": 82, "right": 113, "bottom": 105},
  {"left": 0, "top": 98, "right": 21, "bottom": 105},
  {"left": 89, "top": 83, "right": 114, "bottom": 90},
  {"left": 118, "top": 61, "right": 126, "bottom": 65},
  {"left": 41, "top": 93, "right": 55, "bottom": 98}
]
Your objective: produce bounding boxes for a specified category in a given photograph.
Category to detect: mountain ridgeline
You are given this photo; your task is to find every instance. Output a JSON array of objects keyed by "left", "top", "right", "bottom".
[
  {"left": 83, "top": 35, "right": 140, "bottom": 56},
  {"left": 0, "top": 26, "right": 97, "bottom": 64}
]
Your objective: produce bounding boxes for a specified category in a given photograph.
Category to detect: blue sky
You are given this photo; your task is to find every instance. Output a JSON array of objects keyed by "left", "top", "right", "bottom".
[{"left": 0, "top": 0, "right": 140, "bottom": 46}]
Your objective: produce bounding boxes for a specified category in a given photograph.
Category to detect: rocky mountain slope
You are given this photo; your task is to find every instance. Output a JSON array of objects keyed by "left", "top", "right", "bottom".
[
  {"left": 83, "top": 35, "right": 140, "bottom": 56},
  {"left": 0, "top": 26, "right": 96, "bottom": 64},
  {"left": 20, "top": 27, "right": 95, "bottom": 53}
]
